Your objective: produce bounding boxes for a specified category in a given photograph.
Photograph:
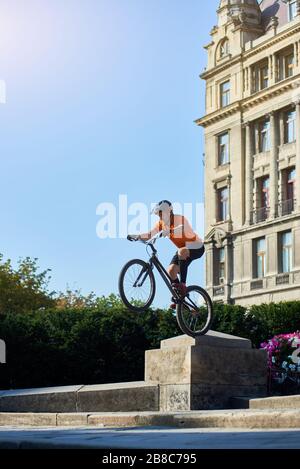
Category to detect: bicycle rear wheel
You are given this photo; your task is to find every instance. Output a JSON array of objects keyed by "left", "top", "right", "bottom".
[
  {"left": 176, "top": 285, "right": 213, "bottom": 337},
  {"left": 118, "top": 259, "right": 156, "bottom": 312}
]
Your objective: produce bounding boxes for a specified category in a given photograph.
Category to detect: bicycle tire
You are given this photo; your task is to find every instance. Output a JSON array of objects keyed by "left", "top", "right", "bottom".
[
  {"left": 118, "top": 259, "right": 156, "bottom": 312},
  {"left": 176, "top": 285, "right": 213, "bottom": 337}
]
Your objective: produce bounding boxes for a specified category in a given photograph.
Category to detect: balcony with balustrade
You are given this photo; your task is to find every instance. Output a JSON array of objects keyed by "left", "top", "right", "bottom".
[
  {"left": 250, "top": 206, "right": 270, "bottom": 225},
  {"left": 276, "top": 199, "right": 296, "bottom": 217}
]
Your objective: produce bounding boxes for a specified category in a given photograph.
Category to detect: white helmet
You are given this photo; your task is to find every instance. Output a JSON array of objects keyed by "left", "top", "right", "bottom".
[{"left": 151, "top": 200, "right": 173, "bottom": 215}]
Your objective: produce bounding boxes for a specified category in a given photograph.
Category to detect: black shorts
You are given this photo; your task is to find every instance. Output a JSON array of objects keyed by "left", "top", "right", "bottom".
[{"left": 170, "top": 245, "right": 205, "bottom": 267}]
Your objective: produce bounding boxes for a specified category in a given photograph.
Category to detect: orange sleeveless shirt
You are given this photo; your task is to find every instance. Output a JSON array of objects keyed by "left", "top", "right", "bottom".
[{"left": 155, "top": 215, "right": 200, "bottom": 249}]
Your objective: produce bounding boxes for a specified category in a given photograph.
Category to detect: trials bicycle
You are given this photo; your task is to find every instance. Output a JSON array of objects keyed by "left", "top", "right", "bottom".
[{"left": 118, "top": 230, "right": 213, "bottom": 338}]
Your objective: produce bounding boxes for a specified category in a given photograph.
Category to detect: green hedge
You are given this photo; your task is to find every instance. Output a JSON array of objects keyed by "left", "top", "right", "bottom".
[
  {"left": 0, "top": 299, "right": 300, "bottom": 390},
  {"left": 0, "top": 303, "right": 180, "bottom": 390},
  {"left": 212, "top": 301, "right": 300, "bottom": 347}
]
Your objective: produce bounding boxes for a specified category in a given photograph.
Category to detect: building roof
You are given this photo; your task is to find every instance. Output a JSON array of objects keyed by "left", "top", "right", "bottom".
[
  {"left": 260, "top": 0, "right": 290, "bottom": 30},
  {"left": 219, "top": 0, "right": 259, "bottom": 7}
]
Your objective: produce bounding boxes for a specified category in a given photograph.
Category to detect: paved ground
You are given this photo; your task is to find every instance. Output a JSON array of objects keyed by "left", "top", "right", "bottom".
[{"left": 0, "top": 426, "right": 300, "bottom": 449}]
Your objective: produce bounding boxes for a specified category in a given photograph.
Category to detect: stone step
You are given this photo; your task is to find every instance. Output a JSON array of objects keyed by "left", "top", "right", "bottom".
[
  {"left": 175, "top": 409, "right": 300, "bottom": 429},
  {"left": 160, "top": 330, "right": 252, "bottom": 349},
  {"left": 0, "top": 409, "right": 300, "bottom": 429},
  {"left": 231, "top": 394, "right": 300, "bottom": 410},
  {"left": 0, "top": 382, "right": 159, "bottom": 413}
]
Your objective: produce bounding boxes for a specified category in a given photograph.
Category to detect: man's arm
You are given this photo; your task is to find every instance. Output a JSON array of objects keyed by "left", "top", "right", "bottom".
[{"left": 131, "top": 223, "right": 160, "bottom": 241}]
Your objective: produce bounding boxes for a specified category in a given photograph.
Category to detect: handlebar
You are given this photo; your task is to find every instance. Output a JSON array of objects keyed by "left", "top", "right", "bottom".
[
  {"left": 127, "top": 224, "right": 184, "bottom": 245},
  {"left": 127, "top": 231, "right": 164, "bottom": 245}
]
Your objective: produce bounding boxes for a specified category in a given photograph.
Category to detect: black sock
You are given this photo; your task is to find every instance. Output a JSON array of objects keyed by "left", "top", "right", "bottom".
[
  {"left": 179, "top": 259, "right": 188, "bottom": 284},
  {"left": 172, "top": 277, "right": 179, "bottom": 284}
]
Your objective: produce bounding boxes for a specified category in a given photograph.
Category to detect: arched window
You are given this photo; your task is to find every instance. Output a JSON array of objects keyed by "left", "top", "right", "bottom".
[{"left": 220, "top": 39, "right": 229, "bottom": 58}]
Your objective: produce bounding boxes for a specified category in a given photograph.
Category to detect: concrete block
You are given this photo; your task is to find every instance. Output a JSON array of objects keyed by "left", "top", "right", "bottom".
[
  {"left": 160, "top": 385, "right": 190, "bottom": 412},
  {"left": 145, "top": 347, "right": 191, "bottom": 384},
  {"left": 87, "top": 412, "right": 175, "bottom": 428},
  {"left": 57, "top": 413, "right": 89, "bottom": 426},
  {"left": 161, "top": 331, "right": 252, "bottom": 350},
  {"left": 249, "top": 395, "right": 300, "bottom": 410},
  {"left": 0, "top": 385, "right": 83, "bottom": 413},
  {"left": 174, "top": 410, "right": 300, "bottom": 429},
  {"left": 191, "top": 384, "right": 266, "bottom": 410},
  {"left": 77, "top": 382, "right": 159, "bottom": 412},
  {"left": 190, "top": 346, "right": 268, "bottom": 385},
  {"left": 0, "top": 413, "right": 57, "bottom": 427}
]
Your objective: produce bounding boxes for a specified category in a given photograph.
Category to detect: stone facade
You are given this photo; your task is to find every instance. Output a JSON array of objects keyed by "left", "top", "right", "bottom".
[
  {"left": 197, "top": 0, "right": 300, "bottom": 305},
  {"left": 145, "top": 331, "right": 267, "bottom": 411}
]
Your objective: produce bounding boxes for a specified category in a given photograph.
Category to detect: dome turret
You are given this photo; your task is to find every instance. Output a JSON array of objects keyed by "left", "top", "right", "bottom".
[{"left": 218, "top": 0, "right": 262, "bottom": 27}]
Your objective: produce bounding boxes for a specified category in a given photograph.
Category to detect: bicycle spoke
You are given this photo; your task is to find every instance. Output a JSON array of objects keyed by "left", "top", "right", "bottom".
[
  {"left": 178, "top": 287, "right": 212, "bottom": 336},
  {"left": 122, "top": 262, "right": 153, "bottom": 307}
]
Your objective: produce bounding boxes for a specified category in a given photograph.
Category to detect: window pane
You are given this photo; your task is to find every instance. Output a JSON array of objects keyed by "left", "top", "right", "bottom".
[
  {"left": 288, "top": 168, "right": 296, "bottom": 181},
  {"left": 221, "top": 81, "right": 230, "bottom": 107},
  {"left": 219, "top": 248, "right": 225, "bottom": 280},
  {"left": 219, "top": 133, "right": 229, "bottom": 165},
  {"left": 256, "top": 238, "right": 266, "bottom": 278},
  {"left": 257, "top": 256, "right": 263, "bottom": 278},
  {"left": 289, "top": 1, "right": 297, "bottom": 20},
  {"left": 286, "top": 54, "right": 294, "bottom": 77},
  {"left": 260, "top": 120, "right": 270, "bottom": 152},
  {"left": 286, "top": 110, "right": 296, "bottom": 143},
  {"left": 281, "top": 232, "right": 292, "bottom": 273},
  {"left": 262, "top": 177, "right": 270, "bottom": 208},
  {"left": 257, "top": 238, "right": 265, "bottom": 253},
  {"left": 282, "top": 231, "right": 292, "bottom": 246},
  {"left": 218, "top": 187, "right": 229, "bottom": 221}
]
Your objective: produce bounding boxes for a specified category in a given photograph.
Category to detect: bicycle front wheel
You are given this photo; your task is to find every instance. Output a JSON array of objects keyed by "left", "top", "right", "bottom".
[
  {"left": 118, "top": 259, "right": 156, "bottom": 312},
  {"left": 176, "top": 285, "right": 213, "bottom": 338}
]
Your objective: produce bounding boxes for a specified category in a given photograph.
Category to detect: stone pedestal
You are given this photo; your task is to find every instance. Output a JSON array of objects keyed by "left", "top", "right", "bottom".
[
  {"left": 145, "top": 331, "right": 268, "bottom": 411},
  {"left": 0, "top": 331, "right": 268, "bottom": 413}
]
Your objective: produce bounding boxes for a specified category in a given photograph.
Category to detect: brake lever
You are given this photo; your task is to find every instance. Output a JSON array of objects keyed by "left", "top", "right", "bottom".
[{"left": 127, "top": 235, "right": 139, "bottom": 242}]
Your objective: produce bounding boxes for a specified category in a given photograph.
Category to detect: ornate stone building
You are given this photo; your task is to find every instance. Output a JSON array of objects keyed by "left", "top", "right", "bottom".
[{"left": 197, "top": 0, "right": 300, "bottom": 305}]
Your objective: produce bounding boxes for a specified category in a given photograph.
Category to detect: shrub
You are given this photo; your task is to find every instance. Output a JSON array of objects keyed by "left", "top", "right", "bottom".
[
  {"left": 0, "top": 297, "right": 180, "bottom": 389},
  {"left": 212, "top": 301, "right": 300, "bottom": 348}
]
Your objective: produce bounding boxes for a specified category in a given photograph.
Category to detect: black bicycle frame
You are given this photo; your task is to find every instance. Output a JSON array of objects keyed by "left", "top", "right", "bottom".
[{"left": 145, "top": 244, "right": 182, "bottom": 301}]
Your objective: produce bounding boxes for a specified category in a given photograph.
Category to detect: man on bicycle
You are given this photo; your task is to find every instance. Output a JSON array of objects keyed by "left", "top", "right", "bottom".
[{"left": 130, "top": 200, "right": 205, "bottom": 307}]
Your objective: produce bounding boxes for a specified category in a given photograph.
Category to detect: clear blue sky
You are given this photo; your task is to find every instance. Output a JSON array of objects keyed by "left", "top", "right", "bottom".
[{"left": 0, "top": 0, "right": 219, "bottom": 308}]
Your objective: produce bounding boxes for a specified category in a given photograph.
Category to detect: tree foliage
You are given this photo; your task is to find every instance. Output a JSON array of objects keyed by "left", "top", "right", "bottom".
[{"left": 0, "top": 254, "right": 55, "bottom": 315}]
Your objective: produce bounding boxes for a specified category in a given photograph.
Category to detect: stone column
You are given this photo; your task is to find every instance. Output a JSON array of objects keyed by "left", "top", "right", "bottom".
[
  {"left": 269, "top": 112, "right": 279, "bottom": 219},
  {"left": 213, "top": 182, "right": 218, "bottom": 223},
  {"left": 254, "top": 122, "right": 260, "bottom": 154},
  {"left": 245, "top": 122, "right": 254, "bottom": 225},
  {"left": 296, "top": 101, "right": 300, "bottom": 211},
  {"left": 227, "top": 174, "right": 232, "bottom": 223},
  {"left": 279, "top": 111, "right": 285, "bottom": 146},
  {"left": 205, "top": 242, "right": 214, "bottom": 290},
  {"left": 224, "top": 236, "right": 233, "bottom": 303},
  {"left": 268, "top": 55, "right": 274, "bottom": 87},
  {"left": 293, "top": 42, "right": 300, "bottom": 75}
]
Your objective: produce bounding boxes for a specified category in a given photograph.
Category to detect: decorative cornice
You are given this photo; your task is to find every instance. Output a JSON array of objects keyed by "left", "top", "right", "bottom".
[
  {"left": 201, "top": 21, "right": 300, "bottom": 81},
  {"left": 243, "top": 78, "right": 297, "bottom": 110},
  {"left": 245, "top": 24, "right": 300, "bottom": 60},
  {"left": 195, "top": 102, "right": 241, "bottom": 127},
  {"left": 196, "top": 74, "right": 300, "bottom": 128},
  {"left": 201, "top": 55, "right": 242, "bottom": 80}
]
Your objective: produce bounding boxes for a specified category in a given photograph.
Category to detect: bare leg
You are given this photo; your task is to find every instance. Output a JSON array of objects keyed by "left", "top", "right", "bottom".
[{"left": 168, "top": 264, "right": 180, "bottom": 281}]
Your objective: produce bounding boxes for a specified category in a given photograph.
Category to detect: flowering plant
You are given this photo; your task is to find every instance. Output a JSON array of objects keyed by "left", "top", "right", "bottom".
[{"left": 260, "top": 332, "right": 300, "bottom": 383}]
